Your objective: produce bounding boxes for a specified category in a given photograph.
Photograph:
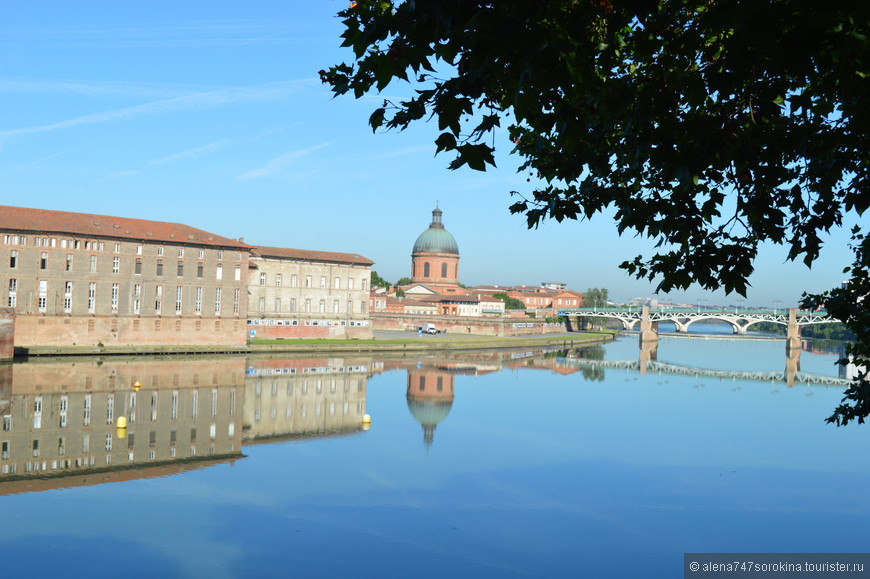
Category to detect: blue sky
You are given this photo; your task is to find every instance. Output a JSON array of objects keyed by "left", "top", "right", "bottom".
[{"left": 0, "top": 1, "right": 858, "bottom": 307}]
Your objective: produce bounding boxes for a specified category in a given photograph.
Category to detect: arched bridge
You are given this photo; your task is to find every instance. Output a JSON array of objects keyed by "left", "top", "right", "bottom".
[{"left": 556, "top": 306, "right": 835, "bottom": 335}]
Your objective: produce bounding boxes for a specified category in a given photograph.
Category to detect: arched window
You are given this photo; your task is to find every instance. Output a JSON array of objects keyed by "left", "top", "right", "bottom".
[
  {"left": 441, "top": 263, "right": 447, "bottom": 277},
  {"left": 424, "top": 262, "right": 430, "bottom": 277}
]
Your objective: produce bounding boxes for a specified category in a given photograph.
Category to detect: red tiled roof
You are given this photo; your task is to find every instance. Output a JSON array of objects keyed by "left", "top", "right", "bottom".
[
  {"left": 0, "top": 205, "right": 248, "bottom": 249},
  {"left": 251, "top": 245, "right": 374, "bottom": 266}
]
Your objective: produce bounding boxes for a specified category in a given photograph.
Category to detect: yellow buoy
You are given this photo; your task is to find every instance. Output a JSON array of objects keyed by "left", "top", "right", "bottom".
[
  {"left": 116, "top": 427, "right": 127, "bottom": 439},
  {"left": 362, "top": 413, "right": 371, "bottom": 424},
  {"left": 116, "top": 416, "right": 127, "bottom": 428},
  {"left": 133, "top": 381, "right": 141, "bottom": 391}
]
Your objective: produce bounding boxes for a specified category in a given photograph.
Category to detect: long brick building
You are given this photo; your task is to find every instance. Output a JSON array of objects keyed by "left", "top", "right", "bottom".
[{"left": 0, "top": 206, "right": 374, "bottom": 351}]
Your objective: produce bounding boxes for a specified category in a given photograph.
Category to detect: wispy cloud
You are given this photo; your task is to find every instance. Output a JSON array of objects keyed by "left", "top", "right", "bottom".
[
  {"left": 150, "top": 139, "right": 232, "bottom": 165},
  {"left": 98, "top": 170, "right": 138, "bottom": 181},
  {"left": 236, "top": 142, "right": 333, "bottom": 180},
  {"left": 0, "top": 79, "right": 317, "bottom": 141},
  {"left": 0, "top": 79, "right": 191, "bottom": 99}
]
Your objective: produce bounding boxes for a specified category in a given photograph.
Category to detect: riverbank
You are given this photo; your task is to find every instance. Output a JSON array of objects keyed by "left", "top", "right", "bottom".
[{"left": 14, "top": 330, "right": 617, "bottom": 358}]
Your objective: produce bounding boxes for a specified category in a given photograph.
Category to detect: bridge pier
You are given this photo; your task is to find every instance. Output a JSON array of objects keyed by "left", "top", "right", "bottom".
[
  {"left": 639, "top": 306, "right": 658, "bottom": 347},
  {"left": 786, "top": 308, "right": 801, "bottom": 353},
  {"left": 639, "top": 341, "right": 658, "bottom": 375}
]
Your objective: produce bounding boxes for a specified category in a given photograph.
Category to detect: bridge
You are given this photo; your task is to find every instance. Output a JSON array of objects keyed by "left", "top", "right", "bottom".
[
  {"left": 556, "top": 306, "right": 835, "bottom": 335},
  {"left": 557, "top": 307, "right": 836, "bottom": 354},
  {"left": 558, "top": 356, "right": 851, "bottom": 387}
]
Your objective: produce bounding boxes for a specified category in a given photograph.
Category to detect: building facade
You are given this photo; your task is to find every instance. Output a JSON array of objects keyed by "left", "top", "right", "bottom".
[
  {"left": 247, "top": 246, "right": 374, "bottom": 339},
  {"left": 0, "top": 206, "right": 251, "bottom": 349}
]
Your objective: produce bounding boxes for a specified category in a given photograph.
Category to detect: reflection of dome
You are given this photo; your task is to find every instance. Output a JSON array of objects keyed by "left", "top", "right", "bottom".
[
  {"left": 412, "top": 207, "right": 459, "bottom": 255},
  {"left": 407, "top": 398, "right": 453, "bottom": 448}
]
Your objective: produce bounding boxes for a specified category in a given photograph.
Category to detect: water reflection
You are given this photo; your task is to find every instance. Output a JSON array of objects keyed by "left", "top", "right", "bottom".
[{"left": 0, "top": 340, "right": 850, "bottom": 494}]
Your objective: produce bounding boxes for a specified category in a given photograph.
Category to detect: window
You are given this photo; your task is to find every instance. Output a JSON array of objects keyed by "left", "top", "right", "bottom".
[
  {"left": 112, "top": 257, "right": 120, "bottom": 274},
  {"left": 111, "top": 283, "right": 119, "bottom": 310},
  {"left": 362, "top": 279, "right": 367, "bottom": 291},
  {"left": 195, "top": 287, "right": 202, "bottom": 313},
  {"left": 258, "top": 297, "right": 265, "bottom": 312},
  {"left": 333, "top": 300, "right": 339, "bottom": 313},
  {"left": 178, "top": 248, "right": 184, "bottom": 258},
  {"left": 441, "top": 263, "right": 448, "bottom": 277},
  {"left": 319, "top": 300, "right": 325, "bottom": 313},
  {"left": 305, "top": 275, "right": 312, "bottom": 288},
  {"left": 175, "top": 287, "right": 183, "bottom": 314},
  {"left": 198, "top": 249, "right": 204, "bottom": 259},
  {"left": 424, "top": 262, "right": 430, "bottom": 277},
  {"left": 334, "top": 277, "right": 340, "bottom": 289},
  {"left": 177, "top": 261, "right": 183, "bottom": 277},
  {"left": 349, "top": 278, "right": 354, "bottom": 290},
  {"left": 114, "top": 242, "right": 121, "bottom": 253},
  {"left": 233, "top": 288, "right": 240, "bottom": 313},
  {"left": 290, "top": 299, "right": 296, "bottom": 312},
  {"left": 275, "top": 274, "right": 282, "bottom": 287},
  {"left": 88, "top": 283, "right": 96, "bottom": 313},
  {"left": 304, "top": 299, "right": 311, "bottom": 313},
  {"left": 156, "top": 260, "right": 163, "bottom": 276},
  {"left": 135, "top": 259, "right": 142, "bottom": 274},
  {"left": 347, "top": 301, "right": 353, "bottom": 314},
  {"left": 136, "top": 245, "right": 143, "bottom": 255},
  {"left": 64, "top": 281, "right": 73, "bottom": 313},
  {"left": 157, "top": 247, "right": 164, "bottom": 256},
  {"left": 290, "top": 274, "right": 297, "bottom": 287},
  {"left": 40, "top": 252, "right": 48, "bottom": 270},
  {"left": 360, "top": 300, "right": 367, "bottom": 313},
  {"left": 216, "top": 250, "right": 223, "bottom": 260},
  {"left": 216, "top": 263, "right": 222, "bottom": 280},
  {"left": 9, "top": 250, "right": 18, "bottom": 268},
  {"left": 275, "top": 298, "right": 281, "bottom": 312},
  {"left": 320, "top": 276, "right": 326, "bottom": 288},
  {"left": 234, "top": 265, "right": 241, "bottom": 281},
  {"left": 89, "top": 255, "right": 97, "bottom": 273},
  {"left": 133, "top": 283, "right": 141, "bottom": 314},
  {"left": 259, "top": 272, "right": 267, "bottom": 286},
  {"left": 197, "top": 263, "right": 203, "bottom": 278},
  {"left": 8, "top": 278, "right": 17, "bottom": 308},
  {"left": 214, "top": 288, "right": 222, "bottom": 314},
  {"left": 155, "top": 285, "right": 163, "bottom": 314}
]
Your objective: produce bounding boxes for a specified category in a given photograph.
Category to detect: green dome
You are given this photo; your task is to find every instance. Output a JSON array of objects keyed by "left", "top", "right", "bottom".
[{"left": 412, "top": 207, "right": 459, "bottom": 255}]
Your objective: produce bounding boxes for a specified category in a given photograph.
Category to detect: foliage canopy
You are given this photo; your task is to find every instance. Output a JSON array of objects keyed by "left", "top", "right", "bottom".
[{"left": 322, "top": 0, "right": 870, "bottom": 423}]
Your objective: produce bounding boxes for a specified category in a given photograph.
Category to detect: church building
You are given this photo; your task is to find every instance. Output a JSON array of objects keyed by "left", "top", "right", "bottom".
[{"left": 409, "top": 206, "right": 461, "bottom": 294}]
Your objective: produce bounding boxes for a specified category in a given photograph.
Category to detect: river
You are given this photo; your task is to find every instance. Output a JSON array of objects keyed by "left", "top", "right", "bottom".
[{"left": 0, "top": 333, "right": 865, "bottom": 578}]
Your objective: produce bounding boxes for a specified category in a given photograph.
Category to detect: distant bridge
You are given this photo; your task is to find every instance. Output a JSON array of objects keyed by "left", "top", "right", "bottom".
[
  {"left": 557, "top": 306, "right": 835, "bottom": 335},
  {"left": 559, "top": 357, "right": 850, "bottom": 387}
]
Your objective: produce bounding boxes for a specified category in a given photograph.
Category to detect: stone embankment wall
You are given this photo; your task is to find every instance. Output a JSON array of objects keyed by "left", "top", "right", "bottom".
[{"left": 371, "top": 313, "right": 568, "bottom": 336}]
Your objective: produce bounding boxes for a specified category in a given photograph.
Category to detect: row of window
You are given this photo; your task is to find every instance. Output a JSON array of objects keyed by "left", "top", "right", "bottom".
[
  {"left": 414, "top": 262, "right": 457, "bottom": 278},
  {"left": 3, "top": 390, "right": 235, "bottom": 433},
  {"left": 6, "top": 278, "right": 240, "bottom": 315},
  {"left": 257, "top": 272, "right": 367, "bottom": 291},
  {"left": 256, "top": 297, "right": 367, "bottom": 314},
  {"left": 7, "top": 250, "right": 244, "bottom": 281},
  {"left": 252, "top": 400, "right": 363, "bottom": 422},
  {"left": 2, "top": 234, "right": 241, "bottom": 262}
]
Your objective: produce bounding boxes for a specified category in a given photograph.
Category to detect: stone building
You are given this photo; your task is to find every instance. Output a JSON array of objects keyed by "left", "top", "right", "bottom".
[
  {"left": 410, "top": 206, "right": 461, "bottom": 293},
  {"left": 0, "top": 206, "right": 251, "bottom": 349},
  {"left": 247, "top": 246, "right": 374, "bottom": 339}
]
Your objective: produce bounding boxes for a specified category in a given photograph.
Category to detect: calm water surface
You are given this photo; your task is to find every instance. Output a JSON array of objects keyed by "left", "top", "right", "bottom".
[{"left": 0, "top": 332, "right": 865, "bottom": 578}]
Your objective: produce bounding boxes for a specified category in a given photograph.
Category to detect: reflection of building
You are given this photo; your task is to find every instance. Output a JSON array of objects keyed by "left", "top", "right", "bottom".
[
  {"left": 0, "top": 357, "right": 246, "bottom": 487},
  {"left": 243, "top": 357, "right": 369, "bottom": 442},
  {"left": 247, "top": 247, "right": 374, "bottom": 339},
  {"left": 406, "top": 365, "right": 455, "bottom": 449}
]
